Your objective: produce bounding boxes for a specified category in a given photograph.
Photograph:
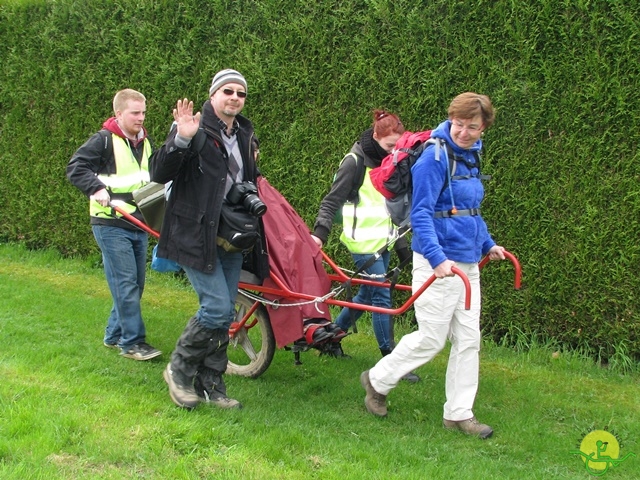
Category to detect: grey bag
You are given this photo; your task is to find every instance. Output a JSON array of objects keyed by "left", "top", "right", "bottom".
[
  {"left": 385, "top": 192, "right": 412, "bottom": 228},
  {"left": 132, "top": 182, "right": 166, "bottom": 232}
]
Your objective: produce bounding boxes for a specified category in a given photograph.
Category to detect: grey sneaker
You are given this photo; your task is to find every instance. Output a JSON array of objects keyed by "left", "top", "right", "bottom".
[
  {"left": 103, "top": 341, "right": 119, "bottom": 349},
  {"left": 360, "top": 370, "right": 387, "bottom": 417},
  {"left": 163, "top": 363, "right": 200, "bottom": 409},
  {"left": 120, "top": 342, "right": 162, "bottom": 361},
  {"left": 443, "top": 416, "right": 493, "bottom": 439}
]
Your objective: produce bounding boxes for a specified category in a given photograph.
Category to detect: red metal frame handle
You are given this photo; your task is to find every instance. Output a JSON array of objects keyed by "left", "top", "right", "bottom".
[
  {"left": 111, "top": 201, "right": 482, "bottom": 311},
  {"left": 478, "top": 249, "right": 521, "bottom": 289},
  {"left": 110, "top": 203, "right": 160, "bottom": 238},
  {"left": 451, "top": 266, "right": 471, "bottom": 310},
  {"left": 256, "top": 265, "right": 472, "bottom": 313}
]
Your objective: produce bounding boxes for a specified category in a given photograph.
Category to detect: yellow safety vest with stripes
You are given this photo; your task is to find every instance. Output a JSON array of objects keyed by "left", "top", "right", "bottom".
[
  {"left": 340, "top": 157, "right": 396, "bottom": 254},
  {"left": 90, "top": 134, "right": 152, "bottom": 218}
]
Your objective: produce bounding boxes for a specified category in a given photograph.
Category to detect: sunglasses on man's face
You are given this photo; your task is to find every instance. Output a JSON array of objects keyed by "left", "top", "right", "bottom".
[{"left": 221, "top": 88, "right": 247, "bottom": 98}]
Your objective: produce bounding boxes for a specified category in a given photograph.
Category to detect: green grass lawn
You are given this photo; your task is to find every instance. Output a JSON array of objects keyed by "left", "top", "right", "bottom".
[{"left": 0, "top": 242, "right": 638, "bottom": 479}]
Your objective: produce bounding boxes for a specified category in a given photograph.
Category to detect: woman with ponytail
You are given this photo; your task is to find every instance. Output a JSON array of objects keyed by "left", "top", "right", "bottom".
[{"left": 311, "top": 110, "right": 419, "bottom": 382}]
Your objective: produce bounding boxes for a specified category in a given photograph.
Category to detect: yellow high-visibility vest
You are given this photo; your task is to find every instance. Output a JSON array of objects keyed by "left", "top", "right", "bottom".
[
  {"left": 340, "top": 164, "right": 396, "bottom": 254},
  {"left": 90, "top": 134, "right": 151, "bottom": 218}
]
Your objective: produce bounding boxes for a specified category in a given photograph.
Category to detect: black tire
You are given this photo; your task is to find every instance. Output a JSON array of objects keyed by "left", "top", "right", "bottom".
[{"left": 226, "top": 291, "right": 276, "bottom": 378}]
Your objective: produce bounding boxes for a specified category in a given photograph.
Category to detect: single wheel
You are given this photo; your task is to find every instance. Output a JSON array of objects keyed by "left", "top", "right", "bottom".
[{"left": 226, "top": 291, "right": 276, "bottom": 378}]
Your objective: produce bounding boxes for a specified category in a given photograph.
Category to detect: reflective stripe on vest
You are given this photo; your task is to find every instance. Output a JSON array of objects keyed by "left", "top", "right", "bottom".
[
  {"left": 90, "top": 135, "right": 151, "bottom": 218},
  {"left": 340, "top": 166, "right": 396, "bottom": 254}
]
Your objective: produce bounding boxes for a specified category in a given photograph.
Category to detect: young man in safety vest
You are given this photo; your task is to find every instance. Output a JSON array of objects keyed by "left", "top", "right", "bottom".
[{"left": 67, "top": 89, "right": 161, "bottom": 361}]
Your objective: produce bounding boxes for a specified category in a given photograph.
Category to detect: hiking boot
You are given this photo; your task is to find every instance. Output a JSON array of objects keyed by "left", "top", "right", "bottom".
[
  {"left": 199, "top": 389, "right": 243, "bottom": 409},
  {"left": 360, "top": 370, "right": 387, "bottom": 417},
  {"left": 163, "top": 363, "right": 200, "bottom": 409},
  {"left": 194, "top": 368, "right": 242, "bottom": 409},
  {"left": 121, "top": 342, "right": 162, "bottom": 361},
  {"left": 443, "top": 416, "right": 493, "bottom": 439},
  {"left": 401, "top": 371, "right": 421, "bottom": 383}
]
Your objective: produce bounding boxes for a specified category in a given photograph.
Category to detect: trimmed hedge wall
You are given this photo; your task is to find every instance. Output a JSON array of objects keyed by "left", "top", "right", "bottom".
[{"left": 2, "top": 0, "right": 640, "bottom": 362}]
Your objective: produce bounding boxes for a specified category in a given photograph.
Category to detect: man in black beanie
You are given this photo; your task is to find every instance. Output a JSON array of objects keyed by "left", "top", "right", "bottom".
[{"left": 150, "top": 69, "right": 264, "bottom": 409}]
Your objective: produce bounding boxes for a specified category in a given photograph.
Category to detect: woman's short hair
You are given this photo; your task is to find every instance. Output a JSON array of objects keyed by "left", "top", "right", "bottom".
[{"left": 448, "top": 92, "right": 495, "bottom": 128}]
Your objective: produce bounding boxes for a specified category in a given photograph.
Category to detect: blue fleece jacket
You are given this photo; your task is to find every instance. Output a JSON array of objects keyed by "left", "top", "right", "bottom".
[{"left": 410, "top": 120, "right": 495, "bottom": 267}]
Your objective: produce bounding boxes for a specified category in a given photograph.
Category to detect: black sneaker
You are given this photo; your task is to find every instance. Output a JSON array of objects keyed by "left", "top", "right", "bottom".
[
  {"left": 121, "top": 342, "right": 162, "bottom": 361},
  {"left": 103, "top": 341, "right": 120, "bottom": 349}
]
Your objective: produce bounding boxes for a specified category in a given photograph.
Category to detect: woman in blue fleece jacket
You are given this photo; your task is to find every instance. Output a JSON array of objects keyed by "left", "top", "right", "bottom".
[{"left": 360, "top": 93, "right": 505, "bottom": 439}]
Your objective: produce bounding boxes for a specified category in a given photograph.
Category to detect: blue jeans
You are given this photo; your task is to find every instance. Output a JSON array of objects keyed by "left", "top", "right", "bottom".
[
  {"left": 335, "top": 250, "right": 392, "bottom": 351},
  {"left": 92, "top": 225, "right": 148, "bottom": 351},
  {"left": 181, "top": 246, "right": 244, "bottom": 330}
]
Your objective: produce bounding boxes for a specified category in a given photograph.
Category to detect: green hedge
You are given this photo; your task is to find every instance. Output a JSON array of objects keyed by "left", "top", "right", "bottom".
[{"left": 2, "top": 0, "right": 640, "bottom": 362}]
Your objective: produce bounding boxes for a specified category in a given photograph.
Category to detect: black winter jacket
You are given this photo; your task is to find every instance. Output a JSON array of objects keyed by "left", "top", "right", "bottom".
[{"left": 150, "top": 100, "right": 262, "bottom": 273}]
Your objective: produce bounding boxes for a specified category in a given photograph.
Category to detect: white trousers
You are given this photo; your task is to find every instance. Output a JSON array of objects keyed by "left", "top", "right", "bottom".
[{"left": 369, "top": 253, "right": 482, "bottom": 421}]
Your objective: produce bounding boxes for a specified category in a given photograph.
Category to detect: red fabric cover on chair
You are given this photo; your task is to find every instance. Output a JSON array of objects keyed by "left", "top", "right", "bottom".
[{"left": 257, "top": 177, "right": 332, "bottom": 347}]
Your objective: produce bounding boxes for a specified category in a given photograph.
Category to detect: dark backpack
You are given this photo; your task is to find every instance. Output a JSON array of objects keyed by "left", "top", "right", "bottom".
[
  {"left": 369, "top": 131, "right": 486, "bottom": 227},
  {"left": 98, "top": 129, "right": 114, "bottom": 167}
]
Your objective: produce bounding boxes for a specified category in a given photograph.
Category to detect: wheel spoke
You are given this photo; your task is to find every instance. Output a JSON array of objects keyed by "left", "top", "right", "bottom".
[
  {"left": 230, "top": 305, "right": 246, "bottom": 348},
  {"left": 234, "top": 327, "right": 258, "bottom": 361}
]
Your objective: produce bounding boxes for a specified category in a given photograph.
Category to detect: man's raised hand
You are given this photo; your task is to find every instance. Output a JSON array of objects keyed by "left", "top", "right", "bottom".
[{"left": 173, "top": 98, "right": 201, "bottom": 140}]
